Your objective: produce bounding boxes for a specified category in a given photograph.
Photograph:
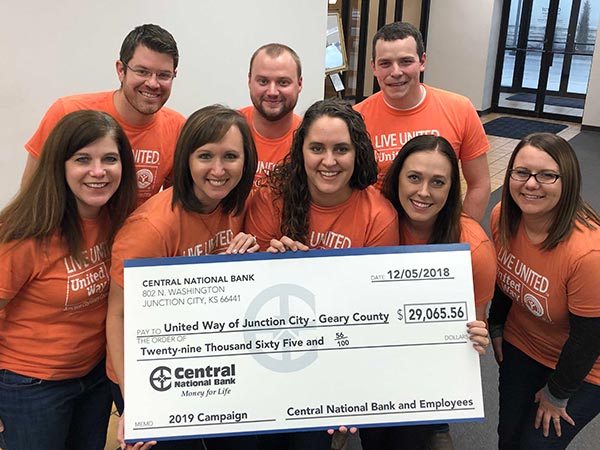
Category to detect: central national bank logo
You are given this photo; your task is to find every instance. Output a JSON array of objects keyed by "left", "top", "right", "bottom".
[{"left": 149, "top": 364, "right": 236, "bottom": 392}]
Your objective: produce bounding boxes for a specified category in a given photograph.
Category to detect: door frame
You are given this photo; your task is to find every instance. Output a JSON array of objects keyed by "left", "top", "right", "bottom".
[{"left": 491, "top": 0, "right": 586, "bottom": 123}]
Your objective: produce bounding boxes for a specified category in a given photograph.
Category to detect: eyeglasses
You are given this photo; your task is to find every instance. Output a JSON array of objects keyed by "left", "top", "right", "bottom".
[
  {"left": 509, "top": 169, "right": 561, "bottom": 184},
  {"left": 121, "top": 61, "right": 175, "bottom": 83}
]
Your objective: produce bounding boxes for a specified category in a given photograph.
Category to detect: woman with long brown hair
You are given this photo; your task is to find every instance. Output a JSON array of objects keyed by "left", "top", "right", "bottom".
[{"left": 0, "top": 110, "right": 138, "bottom": 450}]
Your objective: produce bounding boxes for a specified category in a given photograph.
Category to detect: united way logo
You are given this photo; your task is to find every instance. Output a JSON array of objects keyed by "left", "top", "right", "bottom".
[
  {"left": 523, "top": 293, "right": 544, "bottom": 317},
  {"left": 137, "top": 168, "right": 155, "bottom": 189},
  {"left": 244, "top": 284, "right": 317, "bottom": 373},
  {"left": 149, "top": 366, "right": 172, "bottom": 392}
]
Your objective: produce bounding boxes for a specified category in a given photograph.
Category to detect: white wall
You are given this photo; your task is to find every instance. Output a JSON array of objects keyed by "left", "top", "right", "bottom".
[
  {"left": 424, "top": 0, "right": 503, "bottom": 111},
  {"left": 583, "top": 15, "right": 600, "bottom": 128},
  {"left": 0, "top": 0, "right": 326, "bottom": 208},
  {"left": 426, "top": 0, "right": 600, "bottom": 127}
]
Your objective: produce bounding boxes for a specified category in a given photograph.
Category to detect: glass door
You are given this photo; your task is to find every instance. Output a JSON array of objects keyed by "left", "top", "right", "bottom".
[{"left": 494, "top": 0, "right": 598, "bottom": 121}]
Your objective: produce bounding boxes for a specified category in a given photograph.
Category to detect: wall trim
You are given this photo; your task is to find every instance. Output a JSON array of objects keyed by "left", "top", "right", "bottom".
[{"left": 581, "top": 124, "right": 600, "bottom": 133}]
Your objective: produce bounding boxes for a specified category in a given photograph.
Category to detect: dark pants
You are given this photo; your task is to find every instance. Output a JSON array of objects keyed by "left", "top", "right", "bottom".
[
  {"left": 111, "top": 381, "right": 257, "bottom": 450},
  {"left": 498, "top": 340, "right": 600, "bottom": 449},
  {"left": 360, "top": 425, "right": 429, "bottom": 450},
  {"left": 257, "top": 431, "right": 332, "bottom": 450},
  {"left": 0, "top": 360, "right": 112, "bottom": 450}
]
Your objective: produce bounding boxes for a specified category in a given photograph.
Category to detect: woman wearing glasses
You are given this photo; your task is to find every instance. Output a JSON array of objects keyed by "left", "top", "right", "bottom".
[{"left": 488, "top": 133, "right": 600, "bottom": 449}]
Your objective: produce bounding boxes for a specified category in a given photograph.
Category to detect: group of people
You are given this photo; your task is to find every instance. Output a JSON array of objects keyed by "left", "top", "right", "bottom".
[{"left": 0, "top": 19, "right": 597, "bottom": 450}]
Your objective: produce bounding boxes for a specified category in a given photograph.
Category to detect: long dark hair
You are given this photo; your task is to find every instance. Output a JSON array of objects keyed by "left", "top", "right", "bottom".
[
  {"left": 172, "top": 105, "right": 257, "bottom": 215},
  {"left": 382, "top": 135, "right": 461, "bottom": 244},
  {"left": 0, "top": 110, "right": 138, "bottom": 259},
  {"left": 498, "top": 132, "right": 600, "bottom": 250},
  {"left": 266, "top": 98, "right": 378, "bottom": 242}
]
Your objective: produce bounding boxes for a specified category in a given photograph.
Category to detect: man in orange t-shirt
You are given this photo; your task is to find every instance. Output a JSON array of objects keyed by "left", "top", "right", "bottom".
[
  {"left": 22, "top": 24, "right": 185, "bottom": 207},
  {"left": 354, "top": 22, "right": 490, "bottom": 222},
  {"left": 240, "top": 43, "right": 303, "bottom": 186}
]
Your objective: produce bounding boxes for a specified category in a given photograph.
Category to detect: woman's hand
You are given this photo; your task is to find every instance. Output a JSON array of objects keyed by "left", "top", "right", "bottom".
[
  {"left": 467, "top": 320, "right": 489, "bottom": 355},
  {"left": 534, "top": 388, "right": 575, "bottom": 437},
  {"left": 267, "top": 236, "right": 309, "bottom": 253},
  {"left": 225, "top": 233, "right": 259, "bottom": 255},
  {"left": 118, "top": 413, "right": 157, "bottom": 450}
]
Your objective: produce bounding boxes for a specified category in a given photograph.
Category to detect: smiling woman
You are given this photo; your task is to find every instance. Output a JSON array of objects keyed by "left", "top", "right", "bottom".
[
  {"left": 246, "top": 98, "right": 398, "bottom": 255},
  {"left": 106, "top": 105, "right": 260, "bottom": 450},
  {"left": 245, "top": 98, "right": 399, "bottom": 450},
  {"left": 360, "top": 134, "right": 495, "bottom": 450},
  {"left": 0, "top": 110, "right": 138, "bottom": 450},
  {"left": 489, "top": 132, "right": 600, "bottom": 449},
  {"left": 65, "top": 135, "right": 123, "bottom": 219}
]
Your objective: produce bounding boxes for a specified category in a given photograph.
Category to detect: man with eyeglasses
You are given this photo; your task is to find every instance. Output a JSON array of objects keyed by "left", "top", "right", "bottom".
[{"left": 22, "top": 24, "right": 185, "bottom": 206}]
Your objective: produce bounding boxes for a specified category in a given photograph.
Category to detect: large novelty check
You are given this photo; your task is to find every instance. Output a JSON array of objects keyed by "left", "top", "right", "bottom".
[{"left": 123, "top": 244, "right": 484, "bottom": 442}]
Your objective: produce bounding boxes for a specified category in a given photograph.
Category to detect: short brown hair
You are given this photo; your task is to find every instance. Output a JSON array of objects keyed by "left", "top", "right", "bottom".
[
  {"left": 172, "top": 105, "right": 257, "bottom": 215},
  {"left": 120, "top": 24, "right": 179, "bottom": 70},
  {"left": 249, "top": 43, "right": 302, "bottom": 79},
  {"left": 373, "top": 22, "right": 425, "bottom": 60}
]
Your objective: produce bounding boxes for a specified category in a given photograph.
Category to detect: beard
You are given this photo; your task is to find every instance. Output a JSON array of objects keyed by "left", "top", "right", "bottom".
[{"left": 252, "top": 97, "right": 296, "bottom": 122}]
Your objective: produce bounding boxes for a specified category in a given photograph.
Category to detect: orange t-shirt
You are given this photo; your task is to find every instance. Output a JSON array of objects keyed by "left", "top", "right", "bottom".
[
  {"left": 354, "top": 85, "right": 489, "bottom": 188},
  {"left": 26, "top": 91, "right": 185, "bottom": 206},
  {"left": 239, "top": 106, "right": 301, "bottom": 186},
  {"left": 0, "top": 214, "right": 112, "bottom": 380},
  {"left": 400, "top": 216, "right": 496, "bottom": 307},
  {"left": 108, "top": 188, "right": 246, "bottom": 382},
  {"left": 491, "top": 204, "right": 600, "bottom": 386},
  {"left": 246, "top": 186, "right": 399, "bottom": 250}
]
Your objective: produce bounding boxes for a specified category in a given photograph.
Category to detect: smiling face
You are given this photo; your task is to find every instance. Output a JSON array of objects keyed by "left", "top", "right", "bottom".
[
  {"left": 303, "top": 116, "right": 355, "bottom": 207},
  {"left": 189, "top": 125, "right": 245, "bottom": 213},
  {"left": 65, "top": 135, "right": 122, "bottom": 219},
  {"left": 371, "top": 37, "right": 425, "bottom": 109},
  {"left": 116, "top": 45, "right": 175, "bottom": 119},
  {"left": 248, "top": 49, "right": 302, "bottom": 122},
  {"left": 397, "top": 150, "right": 452, "bottom": 234},
  {"left": 509, "top": 145, "right": 562, "bottom": 224}
]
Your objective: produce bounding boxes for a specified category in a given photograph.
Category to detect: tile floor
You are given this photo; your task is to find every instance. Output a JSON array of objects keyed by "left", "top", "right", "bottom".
[
  {"left": 465, "top": 113, "right": 581, "bottom": 195},
  {"left": 101, "top": 113, "right": 581, "bottom": 450}
]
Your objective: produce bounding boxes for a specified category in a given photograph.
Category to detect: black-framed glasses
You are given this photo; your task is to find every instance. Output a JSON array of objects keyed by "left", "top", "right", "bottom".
[
  {"left": 121, "top": 61, "right": 175, "bottom": 83},
  {"left": 509, "top": 169, "right": 561, "bottom": 184}
]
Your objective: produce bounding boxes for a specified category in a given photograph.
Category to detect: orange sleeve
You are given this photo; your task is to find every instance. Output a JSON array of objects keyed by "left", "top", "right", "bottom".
[
  {"left": 0, "top": 241, "right": 36, "bottom": 300},
  {"left": 471, "top": 238, "right": 497, "bottom": 307},
  {"left": 365, "top": 208, "right": 399, "bottom": 247},
  {"left": 110, "top": 216, "right": 170, "bottom": 287},
  {"left": 567, "top": 249, "right": 600, "bottom": 318},
  {"left": 25, "top": 99, "right": 68, "bottom": 158},
  {"left": 456, "top": 95, "right": 490, "bottom": 161}
]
